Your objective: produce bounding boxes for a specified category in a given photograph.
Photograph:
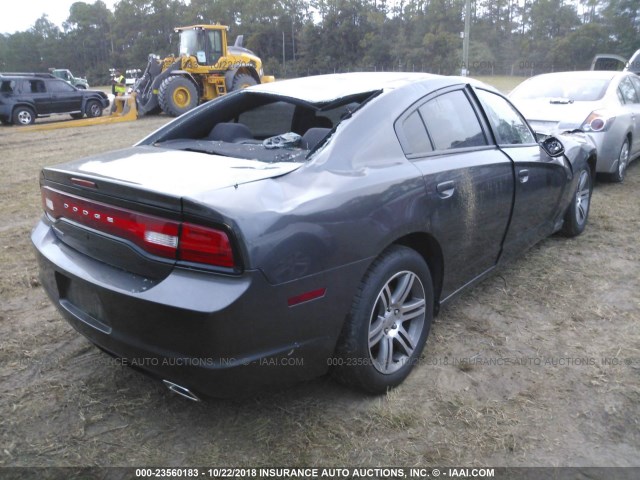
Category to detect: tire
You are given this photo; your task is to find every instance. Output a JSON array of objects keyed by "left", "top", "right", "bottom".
[
  {"left": 12, "top": 106, "right": 35, "bottom": 126},
  {"left": 561, "top": 166, "right": 592, "bottom": 237},
  {"left": 158, "top": 76, "right": 199, "bottom": 117},
  {"left": 231, "top": 73, "right": 258, "bottom": 91},
  {"left": 85, "top": 100, "right": 103, "bottom": 118},
  {"left": 608, "top": 138, "right": 630, "bottom": 183},
  {"left": 333, "top": 245, "right": 433, "bottom": 393}
]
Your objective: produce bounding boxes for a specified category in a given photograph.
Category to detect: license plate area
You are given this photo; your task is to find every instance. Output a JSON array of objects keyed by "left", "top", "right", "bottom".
[{"left": 56, "top": 272, "right": 111, "bottom": 334}]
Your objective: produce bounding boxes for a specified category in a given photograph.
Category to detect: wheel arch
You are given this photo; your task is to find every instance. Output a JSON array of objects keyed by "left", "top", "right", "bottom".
[
  {"left": 224, "top": 67, "right": 260, "bottom": 90},
  {"left": 392, "top": 232, "right": 444, "bottom": 316}
]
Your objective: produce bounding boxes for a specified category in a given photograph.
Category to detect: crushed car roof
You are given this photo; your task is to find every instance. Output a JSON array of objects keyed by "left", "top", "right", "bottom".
[{"left": 249, "top": 72, "right": 442, "bottom": 103}]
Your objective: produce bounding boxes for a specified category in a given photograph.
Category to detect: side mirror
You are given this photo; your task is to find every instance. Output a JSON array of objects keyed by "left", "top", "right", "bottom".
[{"left": 540, "top": 136, "right": 565, "bottom": 157}]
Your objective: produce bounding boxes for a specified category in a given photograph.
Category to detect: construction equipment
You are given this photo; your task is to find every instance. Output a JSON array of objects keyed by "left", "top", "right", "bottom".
[
  {"left": 134, "top": 24, "right": 275, "bottom": 117},
  {"left": 18, "top": 93, "right": 138, "bottom": 132}
]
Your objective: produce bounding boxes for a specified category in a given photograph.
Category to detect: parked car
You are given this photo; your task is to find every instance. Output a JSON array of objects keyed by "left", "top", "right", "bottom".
[
  {"left": 50, "top": 68, "right": 90, "bottom": 89},
  {"left": 0, "top": 73, "right": 109, "bottom": 126},
  {"left": 590, "top": 49, "right": 640, "bottom": 75},
  {"left": 509, "top": 70, "right": 640, "bottom": 182},
  {"left": 32, "top": 73, "right": 596, "bottom": 399}
]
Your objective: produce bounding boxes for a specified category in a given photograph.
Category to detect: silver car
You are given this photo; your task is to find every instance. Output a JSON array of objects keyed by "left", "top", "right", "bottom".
[{"left": 510, "top": 71, "right": 640, "bottom": 182}]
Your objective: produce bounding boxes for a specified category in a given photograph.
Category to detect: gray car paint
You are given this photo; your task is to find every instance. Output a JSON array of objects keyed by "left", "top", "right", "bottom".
[{"left": 32, "top": 73, "right": 597, "bottom": 396}]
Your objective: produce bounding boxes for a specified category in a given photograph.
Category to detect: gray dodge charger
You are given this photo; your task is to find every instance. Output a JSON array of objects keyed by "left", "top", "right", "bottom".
[{"left": 32, "top": 73, "right": 597, "bottom": 400}]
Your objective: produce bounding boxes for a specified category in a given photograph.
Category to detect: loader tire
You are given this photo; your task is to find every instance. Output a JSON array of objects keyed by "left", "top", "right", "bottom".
[
  {"left": 158, "top": 76, "right": 199, "bottom": 117},
  {"left": 231, "top": 73, "right": 257, "bottom": 91}
]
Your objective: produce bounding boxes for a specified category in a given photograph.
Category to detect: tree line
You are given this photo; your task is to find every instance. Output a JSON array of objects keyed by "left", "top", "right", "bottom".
[{"left": 0, "top": 0, "right": 638, "bottom": 85}]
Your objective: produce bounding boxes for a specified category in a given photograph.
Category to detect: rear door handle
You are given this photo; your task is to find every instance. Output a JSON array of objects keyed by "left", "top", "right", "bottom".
[
  {"left": 518, "top": 169, "right": 529, "bottom": 183},
  {"left": 436, "top": 180, "right": 455, "bottom": 199}
]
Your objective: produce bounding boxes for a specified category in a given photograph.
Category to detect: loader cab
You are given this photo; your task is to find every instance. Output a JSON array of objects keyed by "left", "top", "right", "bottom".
[{"left": 177, "top": 26, "right": 226, "bottom": 67}]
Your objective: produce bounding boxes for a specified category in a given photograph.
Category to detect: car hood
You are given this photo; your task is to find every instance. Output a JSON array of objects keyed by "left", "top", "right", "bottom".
[
  {"left": 46, "top": 146, "right": 302, "bottom": 197},
  {"left": 513, "top": 99, "right": 599, "bottom": 124}
]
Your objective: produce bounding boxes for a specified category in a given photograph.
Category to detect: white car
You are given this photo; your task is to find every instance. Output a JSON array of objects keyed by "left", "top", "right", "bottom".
[{"left": 510, "top": 70, "right": 640, "bottom": 182}]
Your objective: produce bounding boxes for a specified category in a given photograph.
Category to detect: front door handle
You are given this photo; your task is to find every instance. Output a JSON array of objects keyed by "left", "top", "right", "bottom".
[
  {"left": 436, "top": 180, "right": 455, "bottom": 199},
  {"left": 518, "top": 169, "right": 529, "bottom": 183}
]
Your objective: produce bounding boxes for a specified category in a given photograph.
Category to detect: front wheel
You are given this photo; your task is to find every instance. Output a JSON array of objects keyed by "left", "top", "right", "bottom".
[
  {"left": 158, "top": 76, "right": 199, "bottom": 117},
  {"left": 333, "top": 246, "right": 433, "bottom": 393},
  {"left": 85, "top": 100, "right": 103, "bottom": 118},
  {"left": 561, "top": 166, "right": 592, "bottom": 237}
]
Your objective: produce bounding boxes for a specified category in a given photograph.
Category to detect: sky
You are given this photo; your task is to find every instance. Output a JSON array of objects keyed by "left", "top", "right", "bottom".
[{"left": 0, "top": 0, "right": 118, "bottom": 35}]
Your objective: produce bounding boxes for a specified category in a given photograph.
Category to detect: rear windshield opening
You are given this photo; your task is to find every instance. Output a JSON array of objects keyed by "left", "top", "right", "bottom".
[{"left": 151, "top": 91, "right": 375, "bottom": 163}]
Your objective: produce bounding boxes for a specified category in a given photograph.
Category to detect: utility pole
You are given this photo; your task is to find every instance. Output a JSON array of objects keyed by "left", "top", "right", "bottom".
[
  {"left": 282, "top": 31, "right": 286, "bottom": 77},
  {"left": 461, "top": 0, "right": 471, "bottom": 76}
]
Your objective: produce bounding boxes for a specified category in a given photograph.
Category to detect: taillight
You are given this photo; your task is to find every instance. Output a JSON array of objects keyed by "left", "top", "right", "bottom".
[
  {"left": 179, "top": 223, "right": 235, "bottom": 268},
  {"left": 41, "top": 186, "right": 236, "bottom": 269},
  {"left": 581, "top": 110, "right": 615, "bottom": 132}
]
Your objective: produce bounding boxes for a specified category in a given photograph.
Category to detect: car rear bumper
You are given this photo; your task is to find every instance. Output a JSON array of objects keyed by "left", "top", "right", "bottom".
[{"left": 32, "top": 218, "right": 368, "bottom": 397}]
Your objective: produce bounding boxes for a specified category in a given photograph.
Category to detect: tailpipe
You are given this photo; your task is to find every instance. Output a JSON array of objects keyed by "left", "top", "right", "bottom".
[{"left": 163, "top": 380, "right": 201, "bottom": 402}]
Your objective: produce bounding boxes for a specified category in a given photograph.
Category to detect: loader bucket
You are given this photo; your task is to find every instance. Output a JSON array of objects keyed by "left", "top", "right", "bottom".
[{"left": 18, "top": 93, "right": 139, "bottom": 132}]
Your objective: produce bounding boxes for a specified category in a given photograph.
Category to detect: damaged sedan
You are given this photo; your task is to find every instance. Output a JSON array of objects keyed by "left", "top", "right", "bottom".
[{"left": 32, "top": 73, "right": 597, "bottom": 399}]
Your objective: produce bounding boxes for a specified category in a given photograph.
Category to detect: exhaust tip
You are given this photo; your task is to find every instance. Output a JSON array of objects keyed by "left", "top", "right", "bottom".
[{"left": 163, "top": 379, "right": 201, "bottom": 402}]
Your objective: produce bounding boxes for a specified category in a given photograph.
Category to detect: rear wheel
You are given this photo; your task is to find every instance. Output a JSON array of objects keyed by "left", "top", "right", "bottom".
[
  {"left": 159, "top": 76, "right": 198, "bottom": 117},
  {"left": 561, "top": 166, "right": 592, "bottom": 237},
  {"left": 231, "top": 73, "right": 257, "bottom": 91},
  {"left": 85, "top": 100, "right": 103, "bottom": 118},
  {"left": 608, "top": 139, "right": 629, "bottom": 183},
  {"left": 12, "top": 106, "right": 35, "bottom": 126},
  {"left": 333, "top": 246, "right": 433, "bottom": 393}
]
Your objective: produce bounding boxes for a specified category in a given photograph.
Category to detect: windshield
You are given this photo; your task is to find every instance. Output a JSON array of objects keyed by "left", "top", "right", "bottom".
[
  {"left": 511, "top": 76, "right": 610, "bottom": 102},
  {"left": 179, "top": 30, "right": 200, "bottom": 56}
]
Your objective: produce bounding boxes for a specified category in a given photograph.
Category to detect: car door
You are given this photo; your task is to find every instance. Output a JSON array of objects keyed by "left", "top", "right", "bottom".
[
  {"left": 395, "top": 86, "right": 515, "bottom": 299},
  {"left": 27, "top": 79, "right": 51, "bottom": 114},
  {"left": 474, "top": 88, "right": 569, "bottom": 261},
  {"left": 47, "top": 78, "right": 83, "bottom": 113}
]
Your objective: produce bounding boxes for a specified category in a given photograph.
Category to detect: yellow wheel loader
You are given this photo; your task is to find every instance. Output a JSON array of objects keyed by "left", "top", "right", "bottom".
[{"left": 134, "top": 25, "right": 275, "bottom": 117}]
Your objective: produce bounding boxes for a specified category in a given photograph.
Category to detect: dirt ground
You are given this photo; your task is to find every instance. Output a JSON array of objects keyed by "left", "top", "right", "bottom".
[{"left": 0, "top": 113, "right": 639, "bottom": 470}]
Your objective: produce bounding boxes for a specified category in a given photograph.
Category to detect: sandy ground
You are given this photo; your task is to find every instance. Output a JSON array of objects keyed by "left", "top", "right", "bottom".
[{"left": 0, "top": 115, "right": 639, "bottom": 469}]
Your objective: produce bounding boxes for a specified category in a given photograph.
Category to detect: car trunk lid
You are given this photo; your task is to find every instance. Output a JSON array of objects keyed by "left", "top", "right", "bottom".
[{"left": 40, "top": 146, "right": 301, "bottom": 278}]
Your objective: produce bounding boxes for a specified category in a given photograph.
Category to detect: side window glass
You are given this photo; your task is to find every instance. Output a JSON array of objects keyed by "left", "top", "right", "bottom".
[
  {"left": 628, "top": 76, "right": 640, "bottom": 103},
  {"left": 419, "top": 90, "right": 487, "bottom": 150},
  {"left": 396, "top": 110, "right": 432, "bottom": 155},
  {"left": 0, "top": 80, "right": 15, "bottom": 93},
  {"left": 208, "top": 31, "right": 222, "bottom": 64},
  {"left": 619, "top": 77, "right": 639, "bottom": 104},
  {"left": 48, "top": 80, "right": 75, "bottom": 93},
  {"left": 30, "top": 80, "right": 46, "bottom": 93},
  {"left": 476, "top": 89, "right": 536, "bottom": 145}
]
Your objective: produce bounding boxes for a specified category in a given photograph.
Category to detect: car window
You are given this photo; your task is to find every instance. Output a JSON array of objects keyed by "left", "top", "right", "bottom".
[
  {"left": 0, "top": 80, "right": 16, "bottom": 93},
  {"left": 237, "top": 101, "right": 295, "bottom": 138},
  {"left": 476, "top": 89, "right": 536, "bottom": 145},
  {"left": 418, "top": 90, "right": 487, "bottom": 150},
  {"left": 29, "top": 80, "right": 46, "bottom": 93},
  {"left": 396, "top": 110, "right": 433, "bottom": 155},
  {"left": 618, "top": 77, "right": 639, "bottom": 104},
  {"left": 627, "top": 76, "right": 640, "bottom": 102},
  {"left": 48, "top": 80, "right": 75, "bottom": 93}
]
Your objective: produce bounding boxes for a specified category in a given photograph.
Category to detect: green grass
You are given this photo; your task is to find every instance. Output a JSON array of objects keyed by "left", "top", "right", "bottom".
[{"left": 471, "top": 75, "right": 527, "bottom": 94}]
